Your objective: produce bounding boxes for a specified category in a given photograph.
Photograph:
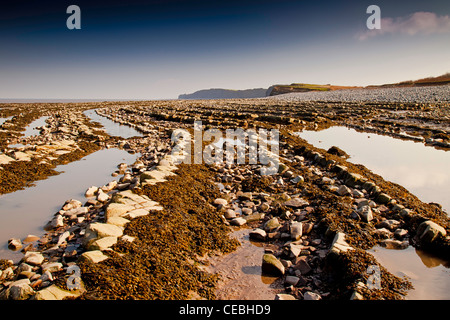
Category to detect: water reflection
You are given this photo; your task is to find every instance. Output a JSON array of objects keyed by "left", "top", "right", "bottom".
[
  {"left": 0, "top": 148, "right": 139, "bottom": 262},
  {"left": 296, "top": 126, "right": 450, "bottom": 214},
  {"left": 24, "top": 116, "right": 49, "bottom": 137},
  {"left": 205, "top": 229, "right": 282, "bottom": 299},
  {"left": 0, "top": 116, "right": 13, "bottom": 126},
  {"left": 369, "top": 246, "right": 450, "bottom": 300},
  {"left": 84, "top": 109, "right": 142, "bottom": 139}
]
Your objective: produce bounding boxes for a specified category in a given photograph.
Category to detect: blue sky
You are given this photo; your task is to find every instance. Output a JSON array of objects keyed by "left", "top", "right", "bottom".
[{"left": 0, "top": 0, "right": 449, "bottom": 99}]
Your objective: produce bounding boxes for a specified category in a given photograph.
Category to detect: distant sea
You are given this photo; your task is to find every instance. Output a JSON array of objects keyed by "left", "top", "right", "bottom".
[{"left": 0, "top": 98, "right": 175, "bottom": 103}]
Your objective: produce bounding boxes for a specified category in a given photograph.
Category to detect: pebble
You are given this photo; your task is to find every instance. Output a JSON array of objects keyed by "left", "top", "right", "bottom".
[
  {"left": 85, "top": 186, "right": 98, "bottom": 197},
  {"left": 249, "top": 228, "right": 267, "bottom": 241},
  {"left": 224, "top": 209, "right": 237, "bottom": 219},
  {"left": 337, "top": 185, "right": 352, "bottom": 196},
  {"left": 230, "top": 217, "right": 247, "bottom": 226},
  {"left": 357, "top": 205, "right": 373, "bottom": 222},
  {"left": 262, "top": 254, "right": 285, "bottom": 276},
  {"left": 213, "top": 198, "right": 228, "bottom": 206},
  {"left": 23, "top": 235, "right": 40, "bottom": 244},
  {"left": 303, "top": 291, "right": 322, "bottom": 300},
  {"left": 290, "top": 222, "right": 303, "bottom": 240},
  {"left": 7, "top": 238, "right": 22, "bottom": 251}
]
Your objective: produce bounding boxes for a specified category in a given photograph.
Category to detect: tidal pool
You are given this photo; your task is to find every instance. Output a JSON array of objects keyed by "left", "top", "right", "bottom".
[
  {"left": 84, "top": 109, "right": 142, "bottom": 139},
  {"left": 296, "top": 126, "right": 450, "bottom": 299},
  {"left": 369, "top": 246, "right": 450, "bottom": 300},
  {"left": 296, "top": 126, "right": 450, "bottom": 214},
  {"left": 0, "top": 116, "right": 13, "bottom": 126},
  {"left": 23, "top": 116, "right": 49, "bottom": 137},
  {"left": 205, "top": 228, "right": 283, "bottom": 300},
  {"left": 0, "top": 148, "right": 139, "bottom": 262}
]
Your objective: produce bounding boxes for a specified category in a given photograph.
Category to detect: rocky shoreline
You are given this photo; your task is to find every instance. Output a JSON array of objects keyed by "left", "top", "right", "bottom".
[{"left": 0, "top": 98, "right": 449, "bottom": 300}]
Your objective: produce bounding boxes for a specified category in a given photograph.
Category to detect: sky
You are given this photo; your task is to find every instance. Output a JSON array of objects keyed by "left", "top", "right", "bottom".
[{"left": 0, "top": 0, "right": 449, "bottom": 100}]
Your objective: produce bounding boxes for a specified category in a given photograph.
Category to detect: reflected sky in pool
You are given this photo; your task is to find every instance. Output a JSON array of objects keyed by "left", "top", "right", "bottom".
[{"left": 297, "top": 126, "right": 450, "bottom": 214}]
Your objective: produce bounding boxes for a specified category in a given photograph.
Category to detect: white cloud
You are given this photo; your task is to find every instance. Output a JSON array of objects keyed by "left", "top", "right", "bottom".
[{"left": 358, "top": 11, "right": 450, "bottom": 40}]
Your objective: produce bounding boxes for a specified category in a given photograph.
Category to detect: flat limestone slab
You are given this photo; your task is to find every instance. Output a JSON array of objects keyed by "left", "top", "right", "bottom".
[
  {"left": 33, "top": 284, "right": 83, "bottom": 300},
  {"left": 122, "top": 208, "right": 149, "bottom": 219},
  {"left": 106, "top": 203, "right": 135, "bottom": 219},
  {"left": 89, "top": 236, "right": 118, "bottom": 251},
  {"left": 80, "top": 250, "right": 109, "bottom": 264},
  {"left": 0, "top": 154, "right": 15, "bottom": 164}
]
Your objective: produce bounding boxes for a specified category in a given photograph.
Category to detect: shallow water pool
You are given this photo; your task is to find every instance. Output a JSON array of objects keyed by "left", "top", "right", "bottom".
[
  {"left": 84, "top": 109, "right": 142, "bottom": 139},
  {"left": 296, "top": 126, "right": 450, "bottom": 214},
  {"left": 0, "top": 148, "right": 139, "bottom": 262}
]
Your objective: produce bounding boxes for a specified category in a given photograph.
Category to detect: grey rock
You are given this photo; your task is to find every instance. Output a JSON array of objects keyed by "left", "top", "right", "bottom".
[
  {"left": 230, "top": 217, "right": 247, "bottom": 226},
  {"left": 7, "top": 238, "right": 22, "bottom": 251},
  {"left": 357, "top": 205, "right": 373, "bottom": 222},
  {"left": 262, "top": 254, "right": 285, "bottom": 276},
  {"left": 275, "top": 293, "right": 296, "bottom": 300},
  {"left": 284, "top": 198, "right": 309, "bottom": 208},
  {"left": 285, "top": 276, "right": 300, "bottom": 286},
  {"left": 264, "top": 217, "right": 280, "bottom": 232},
  {"left": 416, "top": 220, "right": 447, "bottom": 243},
  {"left": 376, "top": 219, "right": 401, "bottom": 231},
  {"left": 304, "top": 291, "right": 321, "bottom": 300},
  {"left": 249, "top": 228, "right": 266, "bottom": 241},
  {"left": 290, "top": 222, "right": 303, "bottom": 240},
  {"left": 380, "top": 239, "right": 409, "bottom": 250},
  {"left": 23, "top": 252, "right": 45, "bottom": 266},
  {"left": 337, "top": 185, "right": 352, "bottom": 196}
]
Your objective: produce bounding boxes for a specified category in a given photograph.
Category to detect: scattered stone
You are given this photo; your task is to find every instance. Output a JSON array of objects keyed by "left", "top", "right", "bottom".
[
  {"left": 249, "top": 228, "right": 267, "bottom": 241},
  {"left": 290, "top": 175, "right": 304, "bottom": 184},
  {"left": 23, "top": 251, "right": 45, "bottom": 266},
  {"left": 44, "top": 214, "right": 64, "bottom": 231},
  {"left": 376, "top": 193, "right": 392, "bottom": 204},
  {"left": 122, "top": 208, "right": 149, "bottom": 219},
  {"left": 80, "top": 250, "right": 109, "bottom": 264},
  {"left": 262, "top": 254, "right": 285, "bottom": 276},
  {"left": 83, "top": 223, "right": 123, "bottom": 247},
  {"left": 224, "top": 209, "right": 237, "bottom": 219},
  {"left": 8, "top": 282, "right": 35, "bottom": 300},
  {"left": 304, "top": 291, "right": 322, "bottom": 300},
  {"left": 23, "top": 235, "right": 40, "bottom": 244},
  {"left": 337, "top": 185, "right": 351, "bottom": 196},
  {"left": 285, "top": 275, "right": 300, "bottom": 286},
  {"left": 394, "top": 229, "right": 408, "bottom": 239},
  {"left": 293, "top": 257, "right": 311, "bottom": 275},
  {"left": 380, "top": 239, "right": 409, "bottom": 250},
  {"left": 416, "top": 220, "right": 447, "bottom": 244},
  {"left": 96, "top": 190, "right": 110, "bottom": 202},
  {"left": 376, "top": 219, "right": 401, "bottom": 231},
  {"left": 213, "top": 198, "right": 228, "bottom": 207},
  {"left": 290, "top": 222, "right": 303, "bottom": 240},
  {"left": 85, "top": 186, "right": 98, "bottom": 197},
  {"left": 106, "top": 216, "right": 130, "bottom": 228},
  {"left": 302, "top": 222, "right": 314, "bottom": 234},
  {"left": 284, "top": 198, "right": 309, "bottom": 208},
  {"left": 33, "top": 284, "right": 82, "bottom": 300},
  {"left": 62, "top": 199, "right": 82, "bottom": 211},
  {"left": 230, "top": 217, "right": 247, "bottom": 226},
  {"left": 329, "top": 232, "right": 353, "bottom": 256},
  {"left": 89, "top": 236, "right": 118, "bottom": 251},
  {"left": 121, "top": 235, "right": 135, "bottom": 243},
  {"left": 7, "top": 238, "right": 22, "bottom": 251},
  {"left": 264, "top": 217, "right": 280, "bottom": 232},
  {"left": 41, "top": 262, "right": 63, "bottom": 273},
  {"left": 357, "top": 205, "right": 373, "bottom": 222},
  {"left": 275, "top": 293, "right": 296, "bottom": 300}
]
